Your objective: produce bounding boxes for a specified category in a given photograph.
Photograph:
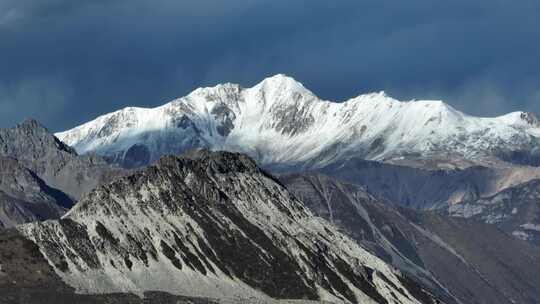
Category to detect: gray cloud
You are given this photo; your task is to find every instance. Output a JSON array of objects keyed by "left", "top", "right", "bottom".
[
  {"left": 0, "top": 76, "right": 72, "bottom": 126},
  {"left": 1, "top": 0, "right": 539, "bottom": 130}
]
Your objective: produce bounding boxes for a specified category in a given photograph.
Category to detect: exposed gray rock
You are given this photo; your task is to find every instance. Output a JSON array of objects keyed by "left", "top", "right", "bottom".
[
  {"left": 0, "top": 156, "right": 70, "bottom": 228},
  {"left": 17, "top": 150, "right": 442, "bottom": 304},
  {"left": 211, "top": 103, "right": 237, "bottom": 137},
  {"left": 0, "top": 119, "right": 125, "bottom": 199},
  {"left": 0, "top": 119, "right": 126, "bottom": 228}
]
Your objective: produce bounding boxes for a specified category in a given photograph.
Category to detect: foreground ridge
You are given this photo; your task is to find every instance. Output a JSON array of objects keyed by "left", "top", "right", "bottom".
[{"left": 18, "top": 150, "right": 440, "bottom": 303}]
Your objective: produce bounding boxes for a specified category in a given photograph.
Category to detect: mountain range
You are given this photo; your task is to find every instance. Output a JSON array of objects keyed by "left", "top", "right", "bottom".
[
  {"left": 2, "top": 75, "right": 540, "bottom": 303},
  {"left": 53, "top": 74, "right": 540, "bottom": 247},
  {"left": 56, "top": 74, "right": 540, "bottom": 170}
]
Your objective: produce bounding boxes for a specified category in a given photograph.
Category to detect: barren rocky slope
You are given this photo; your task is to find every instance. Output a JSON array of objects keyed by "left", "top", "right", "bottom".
[
  {"left": 281, "top": 173, "right": 540, "bottom": 304},
  {"left": 0, "top": 156, "right": 71, "bottom": 228},
  {"left": 14, "top": 151, "right": 441, "bottom": 304},
  {"left": 0, "top": 119, "right": 125, "bottom": 228}
]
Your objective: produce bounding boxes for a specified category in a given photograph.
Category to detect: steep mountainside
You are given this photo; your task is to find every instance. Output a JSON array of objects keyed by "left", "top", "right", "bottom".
[
  {"left": 0, "top": 156, "right": 71, "bottom": 228},
  {"left": 280, "top": 173, "right": 540, "bottom": 304},
  {"left": 317, "top": 157, "right": 540, "bottom": 210},
  {"left": 0, "top": 119, "right": 124, "bottom": 199},
  {"left": 16, "top": 151, "right": 440, "bottom": 304},
  {"left": 447, "top": 179, "right": 540, "bottom": 246},
  {"left": 0, "top": 119, "right": 125, "bottom": 228},
  {"left": 0, "top": 229, "right": 228, "bottom": 304},
  {"left": 57, "top": 75, "right": 540, "bottom": 169}
]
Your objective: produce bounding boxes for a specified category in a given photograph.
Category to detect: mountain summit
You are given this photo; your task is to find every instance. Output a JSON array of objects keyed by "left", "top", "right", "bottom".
[{"left": 56, "top": 75, "right": 540, "bottom": 169}]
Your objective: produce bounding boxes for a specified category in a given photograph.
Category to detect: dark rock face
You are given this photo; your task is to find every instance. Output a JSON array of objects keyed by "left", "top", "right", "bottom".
[
  {"left": 211, "top": 103, "right": 236, "bottom": 137},
  {"left": 0, "top": 119, "right": 125, "bottom": 199},
  {"left": 0, "top": 156, "right": 71, "bottom": 228},
  {"left": 401, "top": 210, "right": 540, "bottom": 304},
  {"left": 17, "top": 150, "right": 440, "bottom": 303},
  {"left": 0, "top": 119, "right": 75, "bottom": 159},
  {"left": 0, "top": 156, "right": 72, "bottom": 207},
  {"left": 174, "top": 115, "right": 195, "bottom": 130},
  {"left": 314, "top": 155, "right": 540, "bottom": 247},
  {"left": 0, "top": 119, "right": 125, "bottom": 228},
  {"left": 280, "top": 174, "right": 420, "bottom": 265},
  {"left": 281, "top": 172, "right": 540, "bottom": 304}
]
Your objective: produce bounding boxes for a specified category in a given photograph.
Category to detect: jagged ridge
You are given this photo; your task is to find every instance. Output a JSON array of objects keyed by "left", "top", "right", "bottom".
[{"left": 19, "top": 150, "right": 440, "bottom": 303}]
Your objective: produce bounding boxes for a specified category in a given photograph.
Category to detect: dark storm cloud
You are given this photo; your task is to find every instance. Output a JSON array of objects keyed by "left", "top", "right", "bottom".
[{"left": 1, "top": 0, "right": 539, "bottom": 130}]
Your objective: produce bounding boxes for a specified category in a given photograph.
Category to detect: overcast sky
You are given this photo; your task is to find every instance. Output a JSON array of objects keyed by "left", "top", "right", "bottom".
[{"left": 1, "top": 0, "right": 539, "bottom": 131}]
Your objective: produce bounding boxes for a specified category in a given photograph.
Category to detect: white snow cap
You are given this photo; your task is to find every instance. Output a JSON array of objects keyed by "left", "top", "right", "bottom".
[{"left": 56, "top": 74, "right": 540, "bottom": 168}]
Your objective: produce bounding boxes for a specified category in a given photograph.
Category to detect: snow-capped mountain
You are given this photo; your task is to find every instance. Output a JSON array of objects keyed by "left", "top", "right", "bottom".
[
  {"left": 16, "top": 150, "right": 440, "bottom": 303},
  {"left": 56, "top": 74, "right": 540, "bottom": 169}
]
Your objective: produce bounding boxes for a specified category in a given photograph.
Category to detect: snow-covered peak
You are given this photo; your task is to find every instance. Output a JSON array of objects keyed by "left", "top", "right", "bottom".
[
  {"left": 249, "top": 74, "right": 317, "bottom": 103},
  {"left": 254, "top": 73, "right": 310, "bottom": 91},
  {"left": 188, "top": 82, "right": 243, "bottom": 99},
  {"left": 253, "top": 73, "right": 301, "bottom": 87},
  {"left": 347, "top": 90, "right": 391, "bottom": 102},
  {"left": 56, "top": 75, "right": 540, "bottom": 169},
  {"left": 187, "top": 74, "right": 314, "bottom": 105}
]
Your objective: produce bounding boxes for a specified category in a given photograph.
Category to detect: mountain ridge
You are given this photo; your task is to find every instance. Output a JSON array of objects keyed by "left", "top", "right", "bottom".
[
  {"left": 16, "top": 150, "right": 441, "bottom": 304},
  {"left": 56, "top": 74, "right": 540, "bottom": 169},
  {"left": 0, "top": 119, "right": 125, "bottom": 228}
]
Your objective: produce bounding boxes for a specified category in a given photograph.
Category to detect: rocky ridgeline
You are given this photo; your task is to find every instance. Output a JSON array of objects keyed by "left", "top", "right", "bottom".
[{"left": 17, "top": 150, "right": 440, "bottom": 304}]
